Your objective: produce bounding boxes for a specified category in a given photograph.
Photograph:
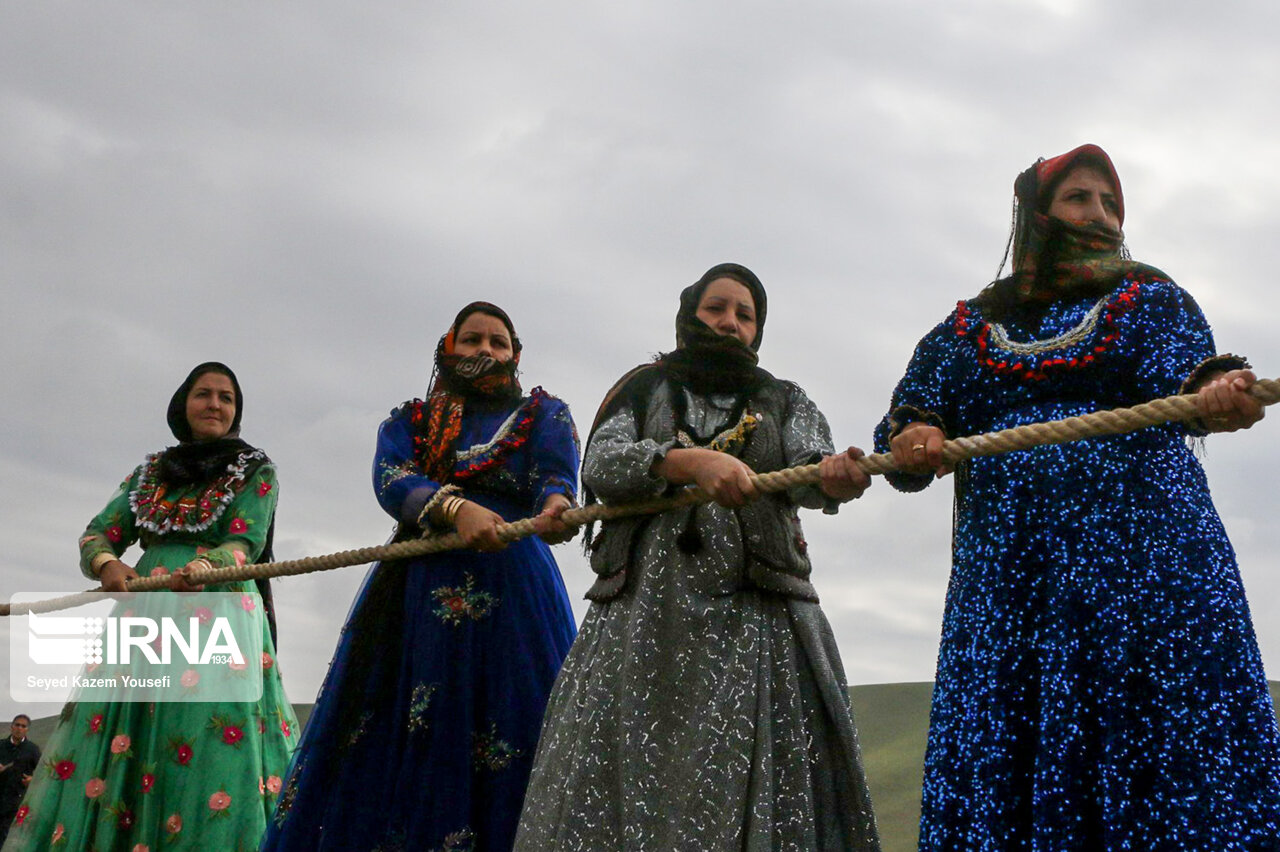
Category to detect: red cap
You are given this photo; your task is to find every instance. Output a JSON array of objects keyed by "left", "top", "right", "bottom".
[{"left": 1033, "top": 143, "right": 1123, "bottom": 226}]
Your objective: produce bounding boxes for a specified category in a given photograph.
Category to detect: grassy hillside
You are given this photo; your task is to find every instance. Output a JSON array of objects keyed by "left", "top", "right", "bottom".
[
  {"left": 849, "top": 682, "right": 933, "bottom": 852},
  {"left": 21, "top": 681, "right": 1280, "bottom": 852}
]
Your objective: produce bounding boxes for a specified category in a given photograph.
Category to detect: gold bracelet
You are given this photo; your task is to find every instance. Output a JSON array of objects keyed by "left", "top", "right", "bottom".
[
  {"left": 443, "top": 496, "right": 467, "bottom": 527},
  {"left": 436, "top": 496, "right": 454, "bottom": 526},
  {"left": 189, "top": 557, "right": 214, "bottom": 576},
  {"left": 89, "top": 552, "right": 117, "bottom": 577}
]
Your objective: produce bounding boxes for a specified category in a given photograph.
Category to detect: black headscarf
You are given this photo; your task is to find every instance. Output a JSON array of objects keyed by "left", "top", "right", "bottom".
[
  {"left": 157, "top": 362, "right": 278, "bottom": 646},
  {"left": 586, "top": 263, "right": 771, "bottom": 439},
  {"left": 157, "top": 362, "right": 254, "bottom": 488},
  {"left": 675, "top": 262, "right": 767, "bottom": 349},
  {"left": 427, "top": 301, "right": 523, "bottom": 401},
  {"left": 582, "top": 263, "right": 773, "bottom": 551},
  {"left": 656, "top": 262, "right": 770, "bottom": 396}
]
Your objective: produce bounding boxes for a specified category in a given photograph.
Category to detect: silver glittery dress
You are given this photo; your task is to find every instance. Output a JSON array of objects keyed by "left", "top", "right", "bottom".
[{"left": 516, "top": 381, "right": 880, "bottom": 851}]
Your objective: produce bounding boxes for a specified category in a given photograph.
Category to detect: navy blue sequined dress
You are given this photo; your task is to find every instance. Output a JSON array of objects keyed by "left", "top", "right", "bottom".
[
  {"left": 875, "top": 278, "right": 1280, "bottom": 850},
  {"left": 262, "top": 389, "right": 579, "bottom": 852}
]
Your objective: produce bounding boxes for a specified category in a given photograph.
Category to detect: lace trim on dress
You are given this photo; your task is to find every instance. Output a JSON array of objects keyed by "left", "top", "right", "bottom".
[
  {"left": 955, "top": 282, "right": 1141, "bottom": 382},
  {"left": 449, "top": 388, "right": 549, "bottom": 483},
  {"left": 455, "top": 406, "right": 525, "bottom": 462},
  {"left": 987, "top": 294, "right": 1112, "bottom": 354},
  {"left": 129, "top": 449, "right": 267, "bottom": 535}
]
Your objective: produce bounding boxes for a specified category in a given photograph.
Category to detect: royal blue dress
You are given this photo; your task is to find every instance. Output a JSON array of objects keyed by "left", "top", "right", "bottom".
[
  {"left": 262, "top": 388, "right": 579, "bottom": 852},
  {"left": 875, "top": 278, "right": 1280, "bottom": 850}
]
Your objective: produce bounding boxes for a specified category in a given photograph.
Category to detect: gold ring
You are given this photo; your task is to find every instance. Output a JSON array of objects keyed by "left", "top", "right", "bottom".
[{"left": 912, "top": 443, "right": 926, "bottom": 452}]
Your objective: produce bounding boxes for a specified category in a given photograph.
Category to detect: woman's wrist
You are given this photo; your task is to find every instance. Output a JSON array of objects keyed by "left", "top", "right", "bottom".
[
  {"left": 90, "top": 552, "right": 118, "bottom": 578},
  {"left": 887, "top": 404, "right": 947, "bottom": 440},
  {"left": 432, "top": 495, "right": 469, "bottom": 528},
  {"left": 541, "top": 493, "right": 572, "bottom": 512},
  {"left": 652, "top": 447, "right": 715, "bottom": 484}
]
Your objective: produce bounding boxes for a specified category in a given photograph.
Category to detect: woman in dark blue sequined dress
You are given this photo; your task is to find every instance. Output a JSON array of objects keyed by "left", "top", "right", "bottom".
[
  {"left": 262, "top": 302, "right": 579, "bottom": 852},
  {"left": 876, "top": 145, "right": 1280, "bottom": 849}
]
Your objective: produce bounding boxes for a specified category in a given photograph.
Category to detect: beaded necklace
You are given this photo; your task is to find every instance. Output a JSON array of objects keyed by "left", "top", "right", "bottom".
[
  {"left": 129, "top": 449, "right": 267, "bottom": 535},
  {"left": 955, "top": 282, "right": 1141, "bottom": 382}
]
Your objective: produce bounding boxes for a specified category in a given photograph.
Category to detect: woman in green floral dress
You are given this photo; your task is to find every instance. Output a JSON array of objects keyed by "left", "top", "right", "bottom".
[{"left": 3, "top": 362, "right": 298, "bottom": 852}]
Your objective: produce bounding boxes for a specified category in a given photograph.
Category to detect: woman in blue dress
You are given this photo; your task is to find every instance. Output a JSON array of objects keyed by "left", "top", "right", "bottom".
[
  {"left": 262, "top": 301, "right": 579, "bottom": 852},
  {"left": 876, "top": 144, "right": 1280, "bottom": 849}
]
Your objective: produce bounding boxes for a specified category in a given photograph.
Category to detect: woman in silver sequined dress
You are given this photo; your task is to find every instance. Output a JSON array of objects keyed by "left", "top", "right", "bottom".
[{"left": 515, "top": 263, "right": 881, "bottom": 851}]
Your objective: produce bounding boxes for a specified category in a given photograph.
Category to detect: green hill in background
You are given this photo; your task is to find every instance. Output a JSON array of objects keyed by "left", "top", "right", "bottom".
[
  {"left": 848, "top": 682, "right": 933, "bottom": 851},
  {"left": 22, "top": 681, "right": 1280, "bottom": 852}
]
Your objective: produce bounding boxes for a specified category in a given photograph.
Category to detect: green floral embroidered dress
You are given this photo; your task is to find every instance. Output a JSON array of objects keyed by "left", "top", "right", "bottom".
[{"left": 3, "top": 450, "right": 298, "bottom": 852}]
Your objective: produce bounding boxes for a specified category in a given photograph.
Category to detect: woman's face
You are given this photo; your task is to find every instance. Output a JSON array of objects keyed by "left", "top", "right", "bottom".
[
  {"left": 1047, "top": 166, "right": 1121, "bottom": 232},
  {"left": 185, "top": 372, "right": 237, "bottom": 441},
  {"left": 695, "top": 277, "right": 758, "bottom": 348},
  {"left": 453, "top": 312, "right": 515, "bottom": 362}
]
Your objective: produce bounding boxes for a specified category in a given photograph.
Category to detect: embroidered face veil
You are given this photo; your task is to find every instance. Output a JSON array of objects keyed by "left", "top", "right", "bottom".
[
  {"left": 428, "top": 301, "right": 523, "bottom": 399},
  {"left": 413, "top": 301, "right": 528, "bottom": 485},
  {"left": 1005, "top": 143, "right": 1126, "bottom": 273},
  {"left": 977, "top": 144, "right": 1162, "bottom": 322}
]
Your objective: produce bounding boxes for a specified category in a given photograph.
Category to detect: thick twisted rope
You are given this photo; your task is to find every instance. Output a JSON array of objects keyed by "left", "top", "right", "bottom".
[{"left": 6, "top": 379, "right": 1278, "bottom": 616}]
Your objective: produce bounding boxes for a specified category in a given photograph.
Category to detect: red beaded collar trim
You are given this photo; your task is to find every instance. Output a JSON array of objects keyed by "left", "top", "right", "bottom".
[{"left": 954, "top": 282, "right": 1141, "bottom": 382}]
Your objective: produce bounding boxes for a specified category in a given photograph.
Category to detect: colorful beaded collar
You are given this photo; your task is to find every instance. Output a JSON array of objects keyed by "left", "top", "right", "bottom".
[
  {"left": 437, "top": 387, "right": 549, "bottom": 483},
  {"left": 954, "top": 282, "right": 1142, "bottom": 382},
  {"left": 129, "top": 449, "right": 267, "bottom": 535}
]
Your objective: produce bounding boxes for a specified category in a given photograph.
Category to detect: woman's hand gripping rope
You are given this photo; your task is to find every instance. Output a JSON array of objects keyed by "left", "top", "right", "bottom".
[{"left": 5, "top": 378, "right": 1279, "bottom": 617}]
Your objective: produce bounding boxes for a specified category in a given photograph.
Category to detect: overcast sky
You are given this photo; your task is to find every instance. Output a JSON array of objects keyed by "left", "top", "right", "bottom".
[{"left": 4, "top": 0, "right": 1280, "bottom": 721}]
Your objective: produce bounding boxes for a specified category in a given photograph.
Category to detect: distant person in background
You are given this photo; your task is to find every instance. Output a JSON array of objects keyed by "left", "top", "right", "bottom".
[
  {"left": 876, "top": 144, "right": 1280, "bottom": 848},
  {"left": 262, "top": 301, "right": 580, "bottom": 852},
  {"left": 0, "top": 715, "right": 40, "bottom": 846},
  {"left": 2, "top": 362, "right": 298, "bottom": 852}
]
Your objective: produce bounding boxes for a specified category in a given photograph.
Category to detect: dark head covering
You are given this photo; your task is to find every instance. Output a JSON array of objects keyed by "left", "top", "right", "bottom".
[
  {"left": 656, "top": 262, "right": 770, "bottom": 398},
  {"left": 427, "top": 300, "right": 523, "bottom": 400},
  {"left": 675, "top": 262, "right": 767, "bottom": 351},
  {"left": 157, "top": 362, "right": 278, "bottom": 646},
  {"left": 449, "top": 301, "right": 521, "bottom": 349},
  {"left": 158, "top": 362, "right": 253, "bottom": 487},
  {"left": 166, "top": 361, "right": 243, "bottom": 442},
  {"left": 978, "top": 145, "right": 1164, "bottom": 321},
  {"left": 1017, "top": 143, "right": 1124, "bottom": 227},
  {"left": 583, "top": 262, "right": 774, "bottom": 555},
  {"left": 412, "top": 300, "right": 525, "bottom": 485},
  {"left": 588, "top": 263, "right": 771, "bottom": 440}
]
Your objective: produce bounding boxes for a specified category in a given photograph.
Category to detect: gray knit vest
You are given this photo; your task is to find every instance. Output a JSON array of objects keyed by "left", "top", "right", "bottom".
[{"left": 586, "top": 378, "right": 819, "bottom": 602}]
